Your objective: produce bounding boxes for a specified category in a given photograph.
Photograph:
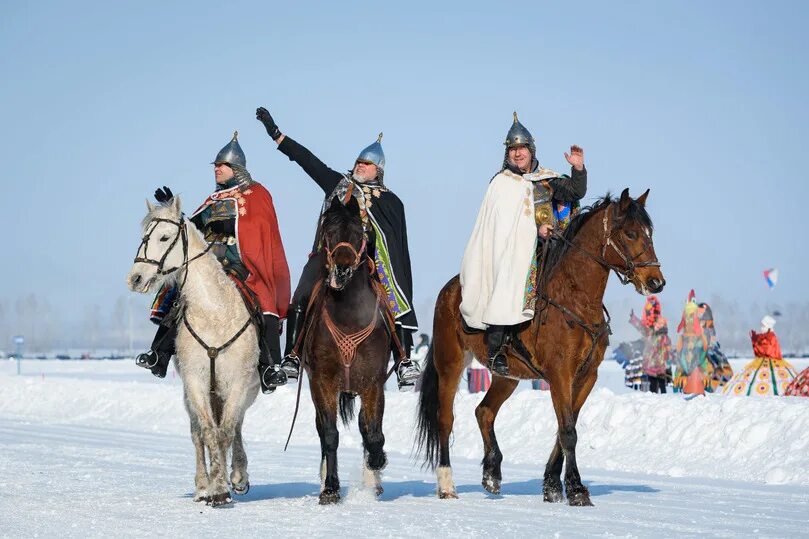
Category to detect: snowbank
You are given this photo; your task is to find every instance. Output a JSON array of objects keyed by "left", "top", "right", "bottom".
[{"left": 1, "top": 360, "right": 807, "bottom": 486}]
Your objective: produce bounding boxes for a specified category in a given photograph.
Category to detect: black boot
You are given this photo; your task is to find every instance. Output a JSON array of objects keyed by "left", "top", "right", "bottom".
[
  {"left": 280, "top": 303, "right": 305, "bottom": 381},
  {"left": 395, "top": 325, "right": 420, "bottom": 391},
  {"left": 485, "top": 325, "right": 509, "bottom": 376},
  {"left": 258, "top": 314, "right": 286, "bottom": 394},
  {"left": 135, "top": 323, "right": 176, "bottom": 378}
]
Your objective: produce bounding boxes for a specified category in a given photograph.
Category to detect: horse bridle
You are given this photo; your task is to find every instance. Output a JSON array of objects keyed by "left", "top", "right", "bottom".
[
  {"left": 599, "top": 206, "right": 661, "bottom": 285},
  {"left": 324, "top": 237, "right": 368, "bottom": 274}
]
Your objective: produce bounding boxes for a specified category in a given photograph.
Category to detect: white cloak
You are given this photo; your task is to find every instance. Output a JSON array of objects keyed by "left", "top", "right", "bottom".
[{"left": 459, "top": 167, "right": 558, "bottom": 330}]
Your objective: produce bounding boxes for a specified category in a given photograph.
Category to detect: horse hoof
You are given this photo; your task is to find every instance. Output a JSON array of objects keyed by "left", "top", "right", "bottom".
[
  {"left": 319, "top": 490, "right": 340, "bottom": 505},
  {"left": 438, "top": 490, "right": 458, "bottom": 499},
  {"left": 193, "top": 490, "right": 208, "bottom": 503},
  {"left": 543, "top": 481, "right": 565, "bottom": 503},
  {"left": 233, "top": 481, "right": 250, "bottom": 496},
  {"left": 482, "top": 477, "right": 501, "bottom": 495},
  {"left": 206, "top": 492, "right": 233, "bottom": 507},
  {"left": 567, "top": 489, "right": 593, "bottom": 507},
  {"left": 375, "top": 485, "right": 384, "bottom": 497}
]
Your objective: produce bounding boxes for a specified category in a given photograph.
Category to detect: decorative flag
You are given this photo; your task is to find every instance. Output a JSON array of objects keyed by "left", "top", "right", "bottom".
[{"left": 763, "top": 268, "right": 779, "bottom": 289}]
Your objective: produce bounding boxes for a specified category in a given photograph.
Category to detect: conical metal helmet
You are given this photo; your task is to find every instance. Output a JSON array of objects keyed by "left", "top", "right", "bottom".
[
  {"left": 212, "top": 131, "right": 246, "bottom": 167},
  {"left": 504, "top": 111, "right": 535, "bottom": 150},
  {"left": 355, "top": 132, "right": 385, "bottom": 172}
]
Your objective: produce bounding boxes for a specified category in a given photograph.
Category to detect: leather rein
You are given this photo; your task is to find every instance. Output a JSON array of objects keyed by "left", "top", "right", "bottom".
[{"left": 135, "top": 214, "right": 253, "bottom": 394}]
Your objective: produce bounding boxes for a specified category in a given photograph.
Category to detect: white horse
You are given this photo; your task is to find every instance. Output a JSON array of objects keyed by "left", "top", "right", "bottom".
[{"left": 127, "top": 196, "right": 259, "bottom": 506}]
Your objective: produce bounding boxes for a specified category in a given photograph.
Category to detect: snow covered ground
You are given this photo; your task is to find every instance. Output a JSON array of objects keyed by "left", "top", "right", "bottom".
[{"left": 1, "top": 358, "right": 808, "bottom": 537}]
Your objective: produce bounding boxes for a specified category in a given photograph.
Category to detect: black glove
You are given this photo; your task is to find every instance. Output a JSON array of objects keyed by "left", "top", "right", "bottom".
[
  {"left": 154, "top": 186, "right": 174, "bottom": 203},
  {"left": 256, "top": 107, "right": 282, "bottom": 141}
]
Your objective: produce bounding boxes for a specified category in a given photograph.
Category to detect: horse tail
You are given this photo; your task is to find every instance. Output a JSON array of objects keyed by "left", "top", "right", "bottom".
[
  {"left": 339, "top": 392, "right": 356, "bottom": 426},
  {"left": 415, "top": 343, "right": 440, "bottom": 470}
]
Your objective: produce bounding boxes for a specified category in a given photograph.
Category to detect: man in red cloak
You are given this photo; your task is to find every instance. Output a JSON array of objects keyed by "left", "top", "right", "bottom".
[{"left": 135, "top": 132, "right": 291, "bottom": 394}]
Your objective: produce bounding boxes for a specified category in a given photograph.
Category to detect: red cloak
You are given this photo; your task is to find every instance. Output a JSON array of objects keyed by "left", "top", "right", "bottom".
[{"left": 193, "top": 182, "right": 290, "bottom": 319}]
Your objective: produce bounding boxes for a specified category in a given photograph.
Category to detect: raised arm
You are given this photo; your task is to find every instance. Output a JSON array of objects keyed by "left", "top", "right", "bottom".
[
  {"left": 549, "top": 145, "right": 587, "bottom": 202},
  {"left": 256, "top": 106, "right": 343, "bottom": 194}
]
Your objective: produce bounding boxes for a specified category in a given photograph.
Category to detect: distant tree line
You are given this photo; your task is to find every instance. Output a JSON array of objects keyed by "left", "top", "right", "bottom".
[{"left": 0, "top": 294, "right": 153, "bottom": 354}]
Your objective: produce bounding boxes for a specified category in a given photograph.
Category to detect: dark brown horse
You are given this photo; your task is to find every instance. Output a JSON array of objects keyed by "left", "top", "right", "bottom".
[
  {"left": 300, "top": 195, "right": 393, "bottom": 504},
  {"left": 416, "top": 189, "right": 665, "bottom": 506}
]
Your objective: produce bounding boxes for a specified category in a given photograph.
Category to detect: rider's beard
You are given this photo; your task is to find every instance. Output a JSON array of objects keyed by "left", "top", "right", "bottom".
[{"left": 352, "top": 171, "right": 376, "bottom": 183}]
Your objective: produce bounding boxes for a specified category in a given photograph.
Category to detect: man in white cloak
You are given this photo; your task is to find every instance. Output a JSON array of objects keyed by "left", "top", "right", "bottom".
[{"left": 460, "top": 112, "right": 587, "bottom": 375}]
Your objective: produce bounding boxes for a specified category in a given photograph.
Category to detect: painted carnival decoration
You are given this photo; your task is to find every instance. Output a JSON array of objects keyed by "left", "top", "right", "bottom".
[
  {"left": 673, "top": 290, "right": 713, "bottom": 393},
  {"left": 698, "top": 302, "right": 733, "bottom": 391},
  {"left": 629, "top": 295, "right": 672, "bottom": 393},
  {"left": 722, "top": 315, "right": 797, "bottom": 397}
]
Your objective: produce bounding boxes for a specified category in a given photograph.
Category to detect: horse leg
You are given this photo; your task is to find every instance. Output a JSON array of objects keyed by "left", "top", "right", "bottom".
[
  {"left": 475, "top": 376, "right": 518, "bottom": 495},
  {"left": 186, "top": 394, "right": 209, "bottom": 502},
  {"left": 186, "top": 383, "right": 230, "bottom": 507},
  {"left": 312, "top": 385, "right": 340, "bottom": 504},
  {"left": 359, "top": 384, "right": 386, "bottom": 496},
  {"left": 435, "top": 348, "right": 465, "bottom": 499},
  {"left": 230, "top": 419, "right": 249, "bottom": 495},
  {"left": 217, "top": 375, "right": 256, "bottom": 501},
  {"left": 542, "top": 436, "right": 565, "bottom": 503},
  {"left": 563, "top": 370, "right": 599, "bottom": 507},
  {"left": 183, "top": 379, "right": 228, "bottom": 505}
]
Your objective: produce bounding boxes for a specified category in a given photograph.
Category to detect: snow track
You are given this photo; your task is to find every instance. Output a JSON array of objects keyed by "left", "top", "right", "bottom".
[{"left": 1, "top": 360, "right": 808, "bottom": 537}]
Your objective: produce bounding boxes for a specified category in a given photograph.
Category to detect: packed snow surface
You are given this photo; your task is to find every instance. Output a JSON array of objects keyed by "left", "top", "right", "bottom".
[{"left": 1, "top": 359, "right": 807, "bottom": 537}]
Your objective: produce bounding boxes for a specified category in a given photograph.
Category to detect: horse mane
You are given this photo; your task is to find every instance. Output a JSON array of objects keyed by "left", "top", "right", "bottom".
[{"left": 543, "top": 192, "right": 653, "bottom": 278}]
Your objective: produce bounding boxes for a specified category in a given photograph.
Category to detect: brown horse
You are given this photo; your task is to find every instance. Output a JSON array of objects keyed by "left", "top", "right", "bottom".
[
  {"left": 300, "top": 195, "right": 394, "bottom": 504},
  {"left": 416, "top": 189, "right": 665, "bottom": 506}
]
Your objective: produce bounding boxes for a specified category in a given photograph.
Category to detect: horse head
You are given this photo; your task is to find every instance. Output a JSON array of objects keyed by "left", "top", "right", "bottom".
[
  {"left": 321, "top": 195, "right": 367, "bottom": 290},
  {"left": 127, "top": 195, "right": 187, "bottom": 294},
  {"left": 601, "top": 188, "right": 665, "bottom": 295}
]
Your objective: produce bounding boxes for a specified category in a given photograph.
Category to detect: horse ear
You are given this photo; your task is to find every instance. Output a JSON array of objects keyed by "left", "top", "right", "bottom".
[
  {"left": 636, "top": 188, "right": 650, "bottom": 207},
  {"left": 171, "top": 195, "right": 182, "bottom": 213},
  {"left": 619, "top": 188, "right": 631, "bottom": 211},
  {"left": 346, "top": 195, "right": 360, "bottom": 213},
  {"left": 146, "top": 199, "right": 155, "bottom": 213}
]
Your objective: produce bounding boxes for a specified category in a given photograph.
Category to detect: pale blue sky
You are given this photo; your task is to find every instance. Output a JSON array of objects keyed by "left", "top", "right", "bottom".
[{"left": 3, "top": 1, "right": 808, "bottom": 347}]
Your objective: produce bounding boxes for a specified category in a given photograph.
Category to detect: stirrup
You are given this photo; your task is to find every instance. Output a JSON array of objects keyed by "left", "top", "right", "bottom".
[
  {"left": 488, "top": 352, "right": 509, "bottom": 377},
  {"left": 135, "top": 350, "right": 159, "bottom": 369},
  {"left": 259, "top": 365, "right": 286, "bottom": 393},
  {"left": 397, "top": 360, "right": 421, "bottom": 391},
  {"left": 280, "top": 354, "right": 300, "bottom": 380}
]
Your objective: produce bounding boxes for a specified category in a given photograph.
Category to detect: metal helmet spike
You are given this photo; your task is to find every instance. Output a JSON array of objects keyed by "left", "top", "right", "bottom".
[{"left": 212, "top": 130, "right": 247, "bottom": 167}]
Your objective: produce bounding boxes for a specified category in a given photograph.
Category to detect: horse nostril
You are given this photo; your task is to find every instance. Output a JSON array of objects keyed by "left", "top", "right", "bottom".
[
  {"left": 647, "top": 278, "right": 664, "bottom": 292},
  {"left": 132, "top": 274, "right": 142, "bottom": 285}
]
